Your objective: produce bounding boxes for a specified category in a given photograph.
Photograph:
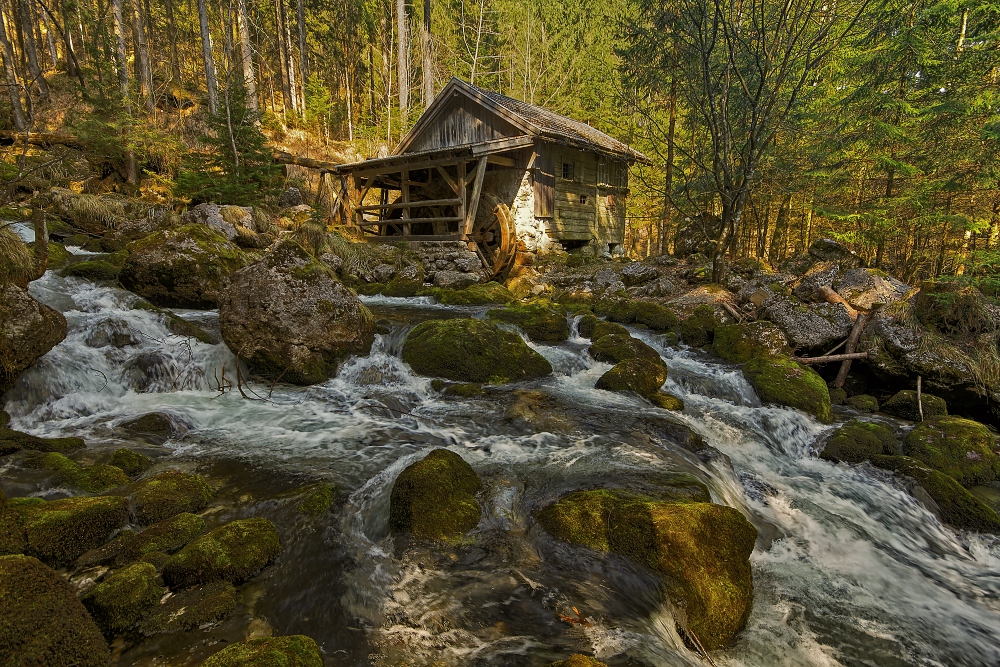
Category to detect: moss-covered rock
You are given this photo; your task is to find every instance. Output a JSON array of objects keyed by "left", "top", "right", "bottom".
[
  {"left": 402, "top": 318, "right": 552, "bottom": 384},
  {"left": 82, "top": 562, "right": 163, "bottom": 634},
  {"left": 680, "top": 304, "right": 720, "bottom": 347},
  {"left": 0, "top": 493, "right": 26, "bottom": 555},
  {"left": 743, "top": 356, "right": 832, "bottom": 423},
  {"left": 0, "top": 554, "right": 110, "bottom": 666},
  {"left": 132, "top": 300, "right": 218, "bottom": 344},
  {"left": 548, "top": 655, "right": 608, "bottom": 667},
  {"left": 139, "top": 580, "right": 236, "bottom": 635},
  {"left": 0, "top": 427, "right": 85, "bottom": 456},
  {"left": 389, "top": 449, "right": 483, "bottom": 542},
  {"left": 0, "top": 283, "right": 68, "bottom": 395},
  {"left": 821, "top": 420, "right": 896, "bottom": 463},
  {"left": 203, "top": 635, "right": 323, "bottom": 667},
  {"left": 487, "top": 301, "right": 570, "bottom": 342},
  {"left": 650, "top": 392, "right": 685, "bottom": 411},
  {"left": 881, "top": 390, "right": 948, "bottom": 421},
  {"left": 130, "top": 471, "right": 214, "bottom": 525},
  {"left": 161, "top": 518, "right": 281, "bottom": 588},
  {"left": 577, "top": 313, "right": 600, "bottom": 338},
  {"left": 61, "top": 259, "right": 120, "bottom": 282},
  {"left": 712, "top": 322, "right": 791, "bottom": 363},
  {"left": 634, "top": 302, "right": 680, "bottom": 333},
  {"left": 829, "top": 387, "right": 847, "bottom": 405},
  {"left": 845, "top": 394, "right": 879, "bottom": 412},
  {"left": 595, "top": 358, "right": 667, "bottom": 397},
  {"left": 108, "top": 448, "right": 152, "bottom": 477},
  {"left": 902, "top": 416, "right": 999, "bottom": 486},
  {"left": 421, "top": 282, "right": 514, "bottom": 305},
  {"left": 32, "top": 240, "right": 72, "bottom": 270},
  {"left": 297, "top": 484, "right": 336, "bottom": 515},
  {"left": 382, "top": 264, "right": 424, "bottom": 297},
  {"left": 21, "top": 496, "right": 129, "bottom": 567},
  {"left": 28, "top": 452, "right": 129, "bottom": 492},
  {"left": 591, "top": 321, "right": 630, "bottom": 341},
  {"left": 588, "top": 334, "right": 663, "bottom": 366},
  {"left": 444, "top": 382, "right": 483, "bottom": 397},
  {"left": 595, "top": 297, "right": 638, "bottom": 323},
  {"left": 870, "top": 456, "right": 1000, "bottom": 532},
  {"left": 134, "top": 512, "right": 206, "bottom": 555},
  {"left": 536, "top": 490, "right": 756, "bottom": 649}
]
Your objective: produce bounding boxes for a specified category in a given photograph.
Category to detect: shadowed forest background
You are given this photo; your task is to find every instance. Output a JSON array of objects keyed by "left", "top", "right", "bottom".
[{"left": 1, "top": 0, "right": 999, "bottom": 284}]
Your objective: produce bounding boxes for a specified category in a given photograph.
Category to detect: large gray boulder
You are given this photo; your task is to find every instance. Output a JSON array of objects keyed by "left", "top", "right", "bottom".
[
  {"left": 0, "top": 283, "right": 67, "bottom": 393},
  {"left": 181, "top": 203, "right": 254, "bottom": 241},
  {"left": 220, "top": 240, "right": 375, "bottom": 385},
  {"left": 834, "top": 268, "right": 911, "bottom": 310},
  {"left": 761, "top": 297, "right": 853, "bottom": 352}
]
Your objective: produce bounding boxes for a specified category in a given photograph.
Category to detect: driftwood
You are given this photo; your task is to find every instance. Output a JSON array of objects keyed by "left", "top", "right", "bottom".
[
  {"left": 0, "top": 130, "right": 83, "bottom": 148},
  {"left": 917, "top": 375, "right": 923, "bottom": 421},
  {"left": 796, "top": 352, "right": 868, "bottom": 364},
  {"left": 817, "top": 285, "right": 858, "bottom": 320},
  {"left": 832, "top": 312, "right": 868, "bottom": 388}
]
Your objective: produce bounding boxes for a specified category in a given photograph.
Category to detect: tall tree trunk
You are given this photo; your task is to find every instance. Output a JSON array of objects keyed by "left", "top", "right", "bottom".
[
  {"left": 396, "top": 0, "right": 407, "bottom": 114},
  {"left": 197, "top": 0, "right": 218, "bottom": 113},
  {"left": 659, "top": 66, "right": 677, "bottom": 255},
  {"left": 164, "top": 0, "right": 181, "bottom": 82},
  {"left": 273, "top": 0, "right": 290, "bottom": 112},
  {"left": 768, "top": 193, "right": 792, "bottom": 266},
  {"left": 19, "top": 0, "right": 49, "bottom": 103},
  {"left": 421, "top": 0, "right": 431, "bottom": 105},
  {"left": 131, "top": 0, "right": 154, "bottom": 111},
  {"left": 41, "top": 6, "right": 56, "bottom": 68},
  {"left": 295, "top": 0, "right": 306, "bottom": 83},
  {"left": 0, "top": 3, "right": 27, "bottom": 129},
  {"left": 234, "top": 0, "right": 258, "bottom": 111},
  {"left": 278, "top": 0, "right": 297, "bottom": 112},
  {"left": 111, "top": 0, "right": 128, "bottom": 103}
]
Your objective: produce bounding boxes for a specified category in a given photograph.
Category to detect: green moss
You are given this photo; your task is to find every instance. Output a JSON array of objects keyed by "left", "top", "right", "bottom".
[
  {"left": 829, "top": 387, "right": 847, "bottom": 405},
  {"left": 28, "top": 452, "right": 129, "bottom": 492},
  {"left": 162, "top": 518, "right": 281, "bottom": 588},
  {"left": 487, "top": 301, "right": 570, "bottom": 342},
  {"left": 650, "top": 392, "right": 685, "bottom": 411},
  {"left": 421, "top": 282, "right": 515, "bottom": 305},
  {"left": 139, "top": 580, "right": 236, "bottom": 635},
  {"left": 536, "top": 490, "right": 757, "bottom": 649},
  {"left": 821, "top": 420, "right": 896, "bottom": 463},
  {"left": 130, "top": 471, "right": 214, "bottom": 525},
  {"left": 356, "top": 282, "right": 385, "bottom": 296},
  {"left": 0, "top": 411, "right": 8, "bottom": 427},
  {"left": 547, "top": 656, "right": 608, "bottom": 667},
  {"left": 0, "top": 490, "right": 27, "bottom": 555},
  {"left": 903, "top": 416, "right": 999, "bottom": 486},
  {"left": 444, "top": 382, "right": 484, "bottom": 397},
  {"left": 743, "top": 356, "right": 832, "bottom": 423},
  {"left": 297, "top": 483, "right": 336, "bottom": 515},
  {"left": 0, "top": 428, "right": 85, "bottom": 456},
  {"left": 21, "top": 495, "right": 130, "bottom": 567},
  {"left": 133, "top": 512, "right": 205, "bottom": 556},
  {"left": 595, "top": 358, "right": 667, "bottom": 397},
  {"left": 595, "top": 297, "right": 638, "bottom": 323},
  {"left": 0, "top": 555, "right": 110, "bottom": 666},
  {"left": 30, "top": 240, "right": 73, "bottom": 269},
  {"left": 589, "top": 334, "right": 663, "bottom": 366},
  {"left": 203, "top": 635, "right": 324, "bottom": 667},
  {"left": 577, "top": 313, "right": 600, "bottom": 338},
  {"left": 680, "top": 305, "right": 720, "bottom": 347},
  {"left": 712, "top": 323, "right": 791, "bottom": 363},
  {"left": 61, "top": 259, "right": 120, "bottom": 282},
  {"left": 82, "top": 562, "right": 164, "bottom": 635},
  {"left": 108, "top": 448, "right": 152, "bottom": 477},
  {"left": 870, "top": 456, "right": 1000, "bottom": 532},
  {"left": 389, "top": 449, "right": 483, "bottom": 542},
  {"left": 881, "top": 390, "right": 948, "bottom": 421},
  {"left": 634, "top": 302, "right": 680, "bottom": 333},
  {"left": 383, "top": 267, "right": 424, "bottom": 297},
  {"left": 402, "top": 318, "right": 552, "bottom": 384},
  {"left": 591, "top": 321, "right": 630, "bottom": 340},
  {"left": 845, "top": 394, "right": 879, "bottom": 412}
]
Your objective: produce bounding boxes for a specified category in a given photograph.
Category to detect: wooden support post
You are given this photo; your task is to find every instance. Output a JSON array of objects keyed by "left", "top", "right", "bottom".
[
  {"left": 832, "top": 312, "right": 867, "bottom": 387},
  {"left": 457, "top": 160, "right": 467, "bottom": 239},
  {"left": 400, "top": 169, "right": 410, "bottom": 235},
  {"left": 436, "top": 165, "right": 459, "bottom": 194},
  {"left": 464, "top": 157, "right": 488, "bottom": 238}
]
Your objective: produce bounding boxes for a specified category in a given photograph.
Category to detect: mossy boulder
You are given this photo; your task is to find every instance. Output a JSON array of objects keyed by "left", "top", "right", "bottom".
[
  {"left": 28, "top": 452, "right": 129, "bottom": 492},
  {"left": 588, "top": 334, "right": 663, "bottom": 366},
  {"left": 595, "top": 297, "right": 638, "bottom": 323},
  {"left": 828, "top": 387, "right": 847, "bottom": 405},
  {"left": 61, "top": 259, "right": 120, "bottom": 282},
  {"left": 743, "top": 356, "right": 832, "bottom": 423},
  {"left": 0, "top": 496, "right": 26, "bottom": 555},
  {"left": 134, "top": 512, "right": 206, "bottom": 555},
  {"left": 402, "top": 318, "right": 552, "bottom": 384},
  {"left": 577, "top": 313, "right": 600, "bottom": 338},
  {"left": 902, "top": 416, "right": 999, "bottom": 486},
  {"left": 132, "top": 300, "right": 217, "bottom": 344},
  {"left": 821, "top": 420, "right": 896, "bottom": 463},
  {"left": 20, "top": 496, "right": 129, "bottom": 567},
  {"left": 680, "top": 304, "right": 720, "bottom": 347},
  {"left": 422, "top": 282, "right": 514, "bottom": 305},
  {"left": 389, "top": 449, "right": 483, "bottom": 542},
  {"left": 536, "top": 490, "right": 756, "bottom": 649},
  {"left": 591, "top": 321, "right": 630, "bottom": 340},
  {"left": 381, "top": 264, "right": 424, "bottom": 297},
  {"left": 139, "top": 580, "right": 235, "bottom": 635},
  {"left": 120, "top": 224, "right": 249, "bottom": 308},
  {"left": 0, "top": 554, "right": 110, "bottom": 666},
  {"left": 595, "top": 358, "right": 667, "bottom": 398},
  {"left": 203, "top": 635, "right": 323, "bottom": 667},
  {"left": 548, "top": 656, "right": 608, "bottom": 667},
  {"left": 881, "top": 390, "right": 948, "bottom": 421},
  {"left": 0, "top": 283, "right": 67, "bottom": 394},
  {"left": 634, "top": 302, "right": 680, "bottom": 333},
  {"left": 161, "top": 518, "right": 281, "bottom": 588},
  {"left": 443, "top": 382, "right": 483, "bottom": 397},
  {"left": 0, "top": 428, "right": 85, "bottom": 456},
  {"left": 130, "top": 471, "right": 214, "bottom": 525},
  {"left": 845, "top": 394, "right": 879, "bottom": 412},
  {"left": 297, "top": 484, "right": 336, "bottom": 515},
  {"left": 82, "top": 562, "right": 163, "bottom": 635},
  {"left": 108, "top": 448, "right": 152, "bottom": 477},
  {"left": 487, "top": 301, "right": 570, "bottom": 342},
  {"left": 712, "top": 322, "right": 791, "bottom": 363},
  {"left": 870, "top": 456, "right": 1000, "bottom": 532},
  {"left": 650, "top": 392, "right": 685, "bottom": 411}
]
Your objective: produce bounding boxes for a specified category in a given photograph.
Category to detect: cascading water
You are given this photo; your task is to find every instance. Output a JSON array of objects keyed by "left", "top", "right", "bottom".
[{"left": 6, "top": 270, "right": 1000, "bottom": 666}]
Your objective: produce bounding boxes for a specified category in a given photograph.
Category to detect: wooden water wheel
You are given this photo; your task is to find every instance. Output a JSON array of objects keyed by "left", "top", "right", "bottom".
[{"left": 469, "top": 192, "right": 517, "bottom": 279}]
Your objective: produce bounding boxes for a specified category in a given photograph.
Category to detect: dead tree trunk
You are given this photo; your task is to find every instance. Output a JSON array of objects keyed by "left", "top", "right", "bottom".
[
  {"left": 197, "top": 0, "right": 218, "bottom": 113},
  {"left": 235, "top": 0, "right": 258, "bottom": 111},
  {"left": 0, "top": 4, "right": 27, "bottom": 129},
  {"left": 832, "top": 312, "right": 867, "bottom": 387}
]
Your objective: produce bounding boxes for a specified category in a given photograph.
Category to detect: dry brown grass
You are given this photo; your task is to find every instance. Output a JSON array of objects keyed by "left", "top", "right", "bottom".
[{"left": 0, "top": 225, "right": 35, "bottom": 286}]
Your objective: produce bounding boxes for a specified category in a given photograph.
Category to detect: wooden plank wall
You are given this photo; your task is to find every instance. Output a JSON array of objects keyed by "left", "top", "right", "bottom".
[
  {"left": 551, "top": 146, "right": 599, "bottom": 241},
  {"left": 407, "top": 96, "right": 521, "bottom": 153}
]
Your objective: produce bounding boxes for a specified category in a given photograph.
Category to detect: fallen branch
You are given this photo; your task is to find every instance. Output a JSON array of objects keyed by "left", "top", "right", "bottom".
[
  {"left": 817, "top": 285, "right": 858, "bottom": 321},
  {"left": 917, "top": 375, "right": 923, "bottom": 421},
  {"left": 832, "top": 312, "right": 868, "bottom": 388},
  {"left": 795, "top": 352, "right": 868, "bottom": 364},
  {"left": 273, "top": 150, "right": 344, "bottom": 171}
]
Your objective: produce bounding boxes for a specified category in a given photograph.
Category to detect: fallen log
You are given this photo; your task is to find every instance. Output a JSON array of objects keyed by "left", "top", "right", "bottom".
[
  {"left": 796, "top": 352, "right": 868, "bottom": 364},
  {"left": 0, "top": 130, "right": 83, "bottom": 148},
  {"left": 273, "top": 150, "right": 345, "bottom": 171},
  {"left": 832, "top": 312, "right": 868, "bottom": 388},
  {"left": 817, "top": 285, "right": 858, "bottom": 321}
]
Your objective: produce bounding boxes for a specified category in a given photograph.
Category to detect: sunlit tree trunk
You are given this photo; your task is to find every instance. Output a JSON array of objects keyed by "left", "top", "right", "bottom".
[
  {"left": 396, "top": 0, "right": 408, "bottom": 114},
  {"left": 197, "top": 0, "right": 218, "bottom": 113},
  {"left": 235, "top": 0, "right": 258, "bottom": 111},
  {"left": 273, "top": 0, "right": 290, "bottom": 112},
  {"left": 164, "top": 0, "right": 181, "bottom": 83},
  {"left": 296, "top": 0, "right": 306, "bottom": 83},
  {"left": 111, "top": 0, "right": 128, "bottom": 103},
  {"left": 131, "top": 0, "right": 154, "bottom": 111},
  {"left": 0, "top": 3, "right": 27, "bottom": 129},
  {"left": 421, "top": 0, "right": 432, "bottom": 105}
]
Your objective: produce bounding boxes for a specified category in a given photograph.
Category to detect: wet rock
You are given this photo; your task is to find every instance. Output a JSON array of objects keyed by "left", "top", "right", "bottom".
[
  {"left": 880, "top": 390, "right": 947, "bottom": 421},
  {"left": 807, "top": 238, "right": 865, "bottom": 269},
  {"left": 19, "top": 495, "right": 129, "bottom": 567},
  {"left": 162, "top": 518, "right": 281, "bottom": 588},
  {"left": 130, "top": 471, "right": 214, "bottom": 525},
  {"left": 443, "top": 382, "right": 483, "bottom": 397},
  {"left": 220, "top": 239, "right": 375, "bottom": 385},
  {"left": 27, "top": 452, "right": 129, "bottom": 492},
  {"left": 433, "top": 269, "right": 482, "bottom": 289},
  {"left": 202, "top": 635, "right": 323, "bottom": 667},
  {"left": 389, "top": 449, "right": 483, "bottom": 542},
  {"left": 761, "top": 297, "right": 853, "bottom": 352},
  {"left": 181, "top": 203, "right": 254, "bottom": 241},
  {"left": 402, "top": 318, "right": 552, "bottom": 384},
  {"left": 595, "top": 358, "right": 667, "bottom": 397},
  {"left": 828, "top": 387, "right": 847, "bottom": 405},
  {"left": 621, "top": 262, "right": 659, "bottom": 286},
  {"left": 634, "top": 302, "right": 680, "bottom": 333},
  {"left": 743, "top": 356, "right": 832, "bottom": 423},
  {"left": 0, "top": 554, "right": 110, "bottom": 666},
  {"left": 649, "top": 392, "right": 684, "bottom": 410},
  {"left": 132, "top": 299, "right": 218, "bottom": 344},
  {"left": 296, "top": 483, "right": 336, "bottom": 516},
  {"left": 591, "top": 321, "right": 629, "bottom": 340},
  {"left": 487, "top": 301, "right": 569, "bottom": 342},
  {"left": 0, "top": 283, "right": 67, "bottom": 393},
  {"left": 870, "top": 456, "right": 1000, "bottom": 532},
  {"left": 278, "top": 187, "right": 304, "bottom": 208},
  {"left": 382, "top": 264, "right": 424, "bottom": 297},
  {"left": 712, "top": 322, "right": 791, "bottom": 363},
  {"left": 844, "top": 394, "right": 879, "bottom": 412},
  {"left": 118, "top": 411, "right": 182, "bottom": 445},
  {"left": 820, "top": 420, "right": 896, "bottom": 463},
  {"left": 577, "top": 313, "right": 600, "bottom": 338},
  {"left": 0, "top": 428, "right": 85, "bottom": 456},
  {"left": 834, "top": 268, "right": 911, "bottom": 310},
  {"left": 902, "top": 416, "right": 999, "bottom": 486},
  {"left": 119, "top": 224, "right": 249, "bottom": 308},
  {"left": 504, "top": 390, "right": 575, "bottom": 433},
  {"left": 536, "top": 490, "right": 756, "bottom": 649},
  {"left": 589, "top": 333, "right": 662, "bottom": 367},
  {"left": 77, "top": 513, "right": 204, "bottom": 569},
  {"left": 680, "top": 304, "right": 720, "bottom": 347},
  {"left": 549, "top": 656, "right": 608, "bottom": 667},
  {"left": 119, "top": 351, "right": 176, "bottom": 392},
  {"left": 82, "top": 561, "right": 163, "bottom": 634},
  {"left": 139, "top": 580, "right": 236, "bottom": 635},
  {"left": 61, "top": 259, "right": 121, "bottom": 282},
  {"left": 85, "top": 317, "right": 139, "bottom": 348},
  {"left": 108, "top": 448, "right": 152, "bottom": 476}
]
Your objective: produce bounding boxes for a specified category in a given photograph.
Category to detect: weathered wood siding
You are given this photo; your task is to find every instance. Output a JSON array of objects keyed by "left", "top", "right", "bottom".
[
  {"left": 406, "top": 94, "right": 522, "bottom": 153},
  {"left": 549, "top": 146, "right": 599, "bottom": 241}
]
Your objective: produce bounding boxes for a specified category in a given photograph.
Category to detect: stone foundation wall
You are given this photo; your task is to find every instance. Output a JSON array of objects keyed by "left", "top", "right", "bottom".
[{"left": 407, "top": 241, "right": 485, "bottom": 285}]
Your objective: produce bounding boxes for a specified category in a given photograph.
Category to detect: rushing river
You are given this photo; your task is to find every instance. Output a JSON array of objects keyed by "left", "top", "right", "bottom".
[{"left": 5, "top": 270, "right": 1000, "bottom": 667}]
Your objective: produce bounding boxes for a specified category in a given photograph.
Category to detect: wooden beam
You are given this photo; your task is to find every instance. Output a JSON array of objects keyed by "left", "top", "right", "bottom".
[
  {"left": 487, "top": 155, "right": 516, "bottom": 167},
  {"left": 470, "top": 135, "right": 535, "bottom": 155},
  {"left": 458, "top": 161, "right": 467, "bottom": 239},
  {"left": 464, "top": 157, "right": 488, "bottom": 238},
  {"left": 0, "top": 130, "right": 83, "bottom": 148},
  {"left": 401, "top": 168, "right": 410, "bottom": 236},
  {"left": 363, "top": 234, "right": 465, "bottom": 242},
  {"left": 357, "top": 217, "right": 464, "bottom": 226},
  {"left": 357, "top": 198, "right": 462, "bottom": 212},
  {"left": 436, "top": 165, "right": 459, "bottom": 194},
  {"left": 347, "top": 154, "right": 467, "bottom": 180}
]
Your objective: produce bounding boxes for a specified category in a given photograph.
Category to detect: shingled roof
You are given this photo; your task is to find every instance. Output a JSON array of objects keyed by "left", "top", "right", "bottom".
[{"left": 396, "top": 78, "right": 650, "bottom": 163}]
